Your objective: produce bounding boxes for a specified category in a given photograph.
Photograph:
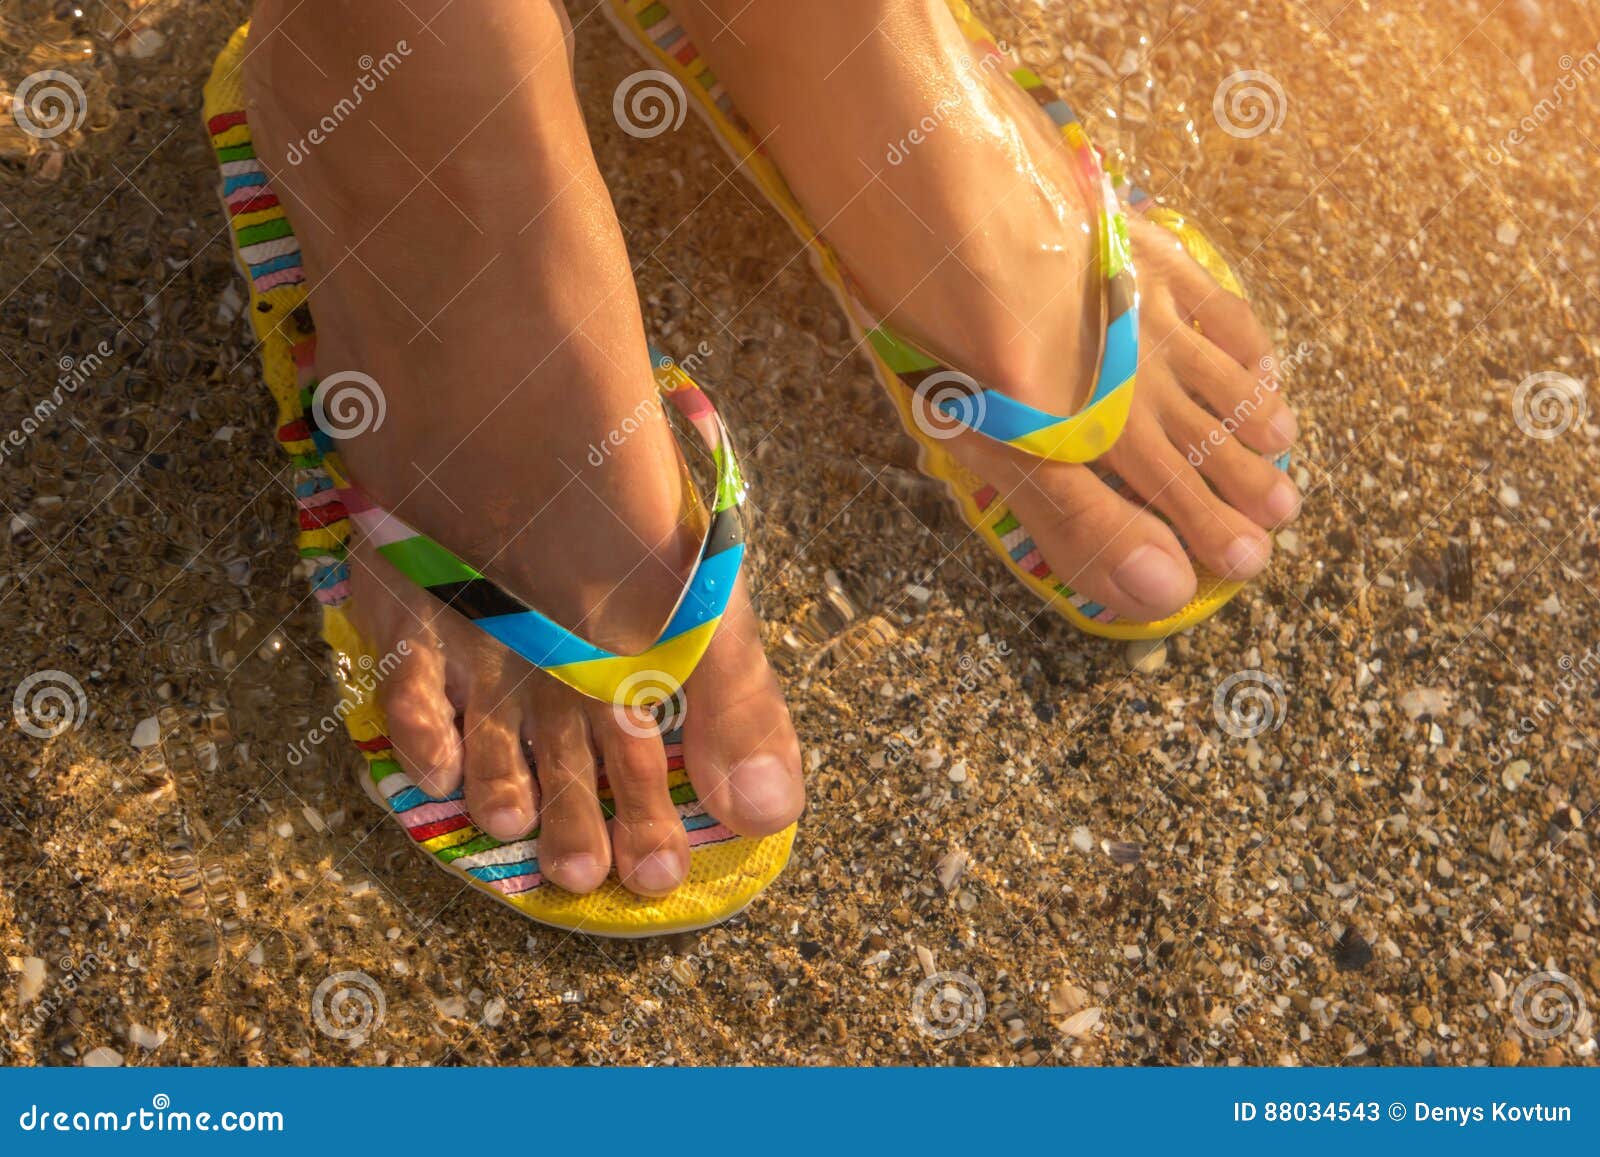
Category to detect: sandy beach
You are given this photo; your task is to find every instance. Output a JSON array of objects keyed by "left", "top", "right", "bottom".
[{"left": 2, "top": 0, "right": 1597, "bottom": 1066}]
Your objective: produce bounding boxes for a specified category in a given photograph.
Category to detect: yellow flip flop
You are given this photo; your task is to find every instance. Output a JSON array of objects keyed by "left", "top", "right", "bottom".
[
  {"left": 604, "top": 0, "right": 1289, "bottom": 641},
  {"left": 203, "top": 24, "right": 794, "bottom": 937}
]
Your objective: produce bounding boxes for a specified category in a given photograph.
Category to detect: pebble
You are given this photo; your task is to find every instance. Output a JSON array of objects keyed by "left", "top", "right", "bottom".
[
  {"left": 482, "top": 998, "right": 506, "bottom": 1028},
  {"left": 16, "top": 956, "right": 46, "bottom": 1004},
  {"left": 935, "top": 849, "right": 968, "bottom": 892},
  {"left": 128, "top": 1023, "right": 167, "bottom": 1051},
  {"left": 1410, "top": 1005, "right": 1434, "bottom": 1029},
  {"left": 1070, "top": 826, "right": 1094, "bottom": 854},
  {"left": 130, "top": 717, "right": 161, "bottom": 748},
  {"left": 1059, "top": 1007, "right": 1103, "bottom": 1037},
  {"left": 1492, "top": 1039, "right": 1522, "bottom": 1066},
  {"left": 82, "top": 1047, "right": 123, "bottom": 1067},
  {"left": 1498, "top": 484, "right": 1521, "bottom": 508},
  {"left": 1124, "top": 638, "right": 1167, "bottom": 672},
  {"left": 1502, "top": 759, "right": 1530, "bottom": 791},
  {"left": 946, "top": 760, "right": 968, "bottom": 784}
]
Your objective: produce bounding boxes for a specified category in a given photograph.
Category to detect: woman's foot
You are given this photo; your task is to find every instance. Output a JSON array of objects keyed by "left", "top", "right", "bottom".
[
  {"left": 243, "top": 0, "right": 802, "bottom": 896},
  {"left": 664, "top": 0, "right": 1301, "bottom": 621}
]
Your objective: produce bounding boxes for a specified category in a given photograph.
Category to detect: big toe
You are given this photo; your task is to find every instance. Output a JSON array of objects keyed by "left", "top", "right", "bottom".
[{"left": 681, "top": 578, "right": 804, "bottom": 838}]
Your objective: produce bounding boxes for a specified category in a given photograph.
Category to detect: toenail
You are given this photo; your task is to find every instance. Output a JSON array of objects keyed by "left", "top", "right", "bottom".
[
  {"left": 1265, "top": 479, "right": 1301, "bottom": 523},
  {"left": 548, "top": 853, "right": 605, "bottom": 892},
  {"left": 727, "top": 753, "right": 799, "bottom": 828},
  {"left": 1270, "top": 410, "right": 1298, "bottom": 445},
  {"left": 1221, "top": 536, "right": 1271, "bottom": 579},
  {"left": 629, "top": 849, "right": 685, "bottom": 895},
  {"left": 1111, "top": 545, "right": 1193, "bottom": 611},
  {"left": 479, "top": 806, "right": 529, "bottom": 839}
]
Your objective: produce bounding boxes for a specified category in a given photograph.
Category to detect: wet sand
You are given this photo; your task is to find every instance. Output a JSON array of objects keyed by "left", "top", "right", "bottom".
[{"left": 2, "top": 0, "right": 1597, "bottom": 1065}]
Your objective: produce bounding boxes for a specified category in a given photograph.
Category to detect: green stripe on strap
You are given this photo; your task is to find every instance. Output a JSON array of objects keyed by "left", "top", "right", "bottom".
[
  {"left": 378, "top": 535, "right": 484, "bottom": 588},
  {"left": 868, "top": 327, "right": 942, "bottom": 374}
]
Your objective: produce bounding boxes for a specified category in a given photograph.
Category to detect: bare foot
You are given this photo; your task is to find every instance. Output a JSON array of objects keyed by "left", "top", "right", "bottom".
[
  {"left": 666, "top": 0, "right": 1301, "bottom": 621},
  {"left": 244, "top": 0, "right": 802, "bottom": 896}
]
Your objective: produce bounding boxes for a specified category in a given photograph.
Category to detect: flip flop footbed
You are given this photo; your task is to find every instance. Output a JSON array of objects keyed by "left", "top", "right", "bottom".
[
  {"left": 604, "top": 0, "right": 1289, "bottom": 640},
  {"left": 203, "top": 23, "right": 793, "bottom": 938}
]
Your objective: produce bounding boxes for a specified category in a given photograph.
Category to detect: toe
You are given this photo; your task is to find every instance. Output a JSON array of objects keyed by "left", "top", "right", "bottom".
[
  {"left": 524, "top": 709, "right": 611, "bottom": 893},
  {"left": 1150, "top": 226, "right": 1277, "bottom": 373},
  {"left": 1163, "top": 393, "right": 1301, "bottom": 528},
  {"left": 1104, "top": 406, "right": 1274, "bottom": 582},
  {"left": 987, "top": 451, "right": 1199, "bottom": 621},
  {"left": 377, "top": 639, "right": 464, "bottom": 797},
  {"left": 461, "top": 694, "right": 538, "bottom": 842},
  {"left": 588, "top": 710, "right": 690, "bottom": 897},
  {"left": 681, "top": 576, "right": 804, "bottom": 838},
  {"left": 1170, "top": 320, "right": 1296, "bottom": 454}
]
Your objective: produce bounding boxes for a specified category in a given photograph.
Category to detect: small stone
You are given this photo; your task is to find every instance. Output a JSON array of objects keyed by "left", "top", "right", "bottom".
[
  {"left": 300, "top": 805, "right": 327, "bottom": 834},
  {"left": 82, "top": 1047, "right": 123, "bottom": 1067},
  {"left": 1049, "top": 983, "right": 1090, "bottom": 1016},
  {"left": 1059, "top": 1007, "right": 1103, "bottom": 1037},
  {"left": 1496, "top": 221, "right": 1520, "bottom": 246},
  {"left": 1334, "top": 928, "right": 1375, "bottom": 971},
  {"left": 935, "top": 849, "right": 968, "bottom": 892},
  {"left": 130, "top": 717, "right": 161, "bottom": 748},
  {"left": 946, "top": 760, "right": 968, "bottom": 784},
  {"left": 1276, "top": 528, "right": 1301, "bottom": 554},
  {"left": 483, "top": 998, "right": 506, "bottom": 1028},
  {"left": 1498, "top": 484, "right": 1521, "bottom": 508},
  {"left": 1070, "top": 826, "right": 1094, "bottom": 854},
  {"left": 127, "top": 1023, "right": 166, "bottom": 1051},
  {"left": 274, "top": 821, "right": 293, "bottom": 839},
  {"left": 1125, "top": 638, "right": 1167, "bottom": 673},
  {"left": 1492, "top": 1039, "right": 1522, "bottom": 1066},
  {"left": 1502, "top": 759, "right": 1530, "bottom": 790},
  {"left": 1410, "top": 1004, "right": 1434, "bottom": 1029},
  {"left": 17, "top": 956, "right": 46, "bottom": 1004},
  {"left": 434, "top": 995, "right": 467, "bottom": 1019}
]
